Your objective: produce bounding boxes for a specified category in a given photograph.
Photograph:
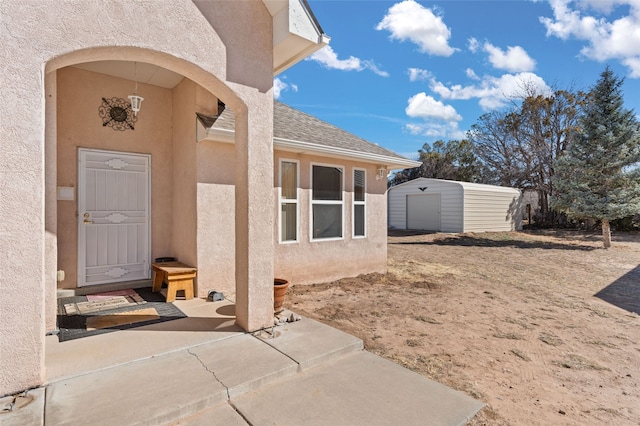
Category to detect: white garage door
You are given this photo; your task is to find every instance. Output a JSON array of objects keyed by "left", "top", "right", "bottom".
[{"left": 407, "top": 194, "right": 441, "bottom": 231}]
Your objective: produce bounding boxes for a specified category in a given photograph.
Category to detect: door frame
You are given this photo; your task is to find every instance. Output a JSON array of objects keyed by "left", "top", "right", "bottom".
[{"left": 77, "top": 147, "right": 152, "bottom": 287}]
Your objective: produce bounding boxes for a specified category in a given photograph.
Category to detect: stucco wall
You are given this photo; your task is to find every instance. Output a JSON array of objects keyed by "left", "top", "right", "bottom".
[
  {"left": 180, "top": 145, "right": 390, "bottom": 295},
  {"left": 1, "top": 0, "right": 275, "bottom": 396},
  {"left": 171, "top": 78, "right": 199, "bottom": 275},
  {"left": 197, "top": 140, "right": 237, "bottom": 299},
  {"left": 56, "top": 67, "right": 174, "bottom": 288},
  {"left": 194, "top": 83, "right": 237, "bottom": 298},
  {"left": 273, "top": 152, "right": 388, "bottom": 285}
]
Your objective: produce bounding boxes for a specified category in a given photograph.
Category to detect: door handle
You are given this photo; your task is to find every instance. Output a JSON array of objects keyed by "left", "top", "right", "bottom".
[{"left": 83, "top": 213, "right": 94, "bottom": 224}]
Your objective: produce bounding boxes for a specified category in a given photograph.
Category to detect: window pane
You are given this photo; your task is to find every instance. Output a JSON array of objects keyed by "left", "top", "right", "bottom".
[
  {"left": 281, "top": 203, "right": 297, "bottom": 241},
  {"left": 313, "top": 204, "right": 342, "bottom": 239},
  {"left": 354, "top": 170, "right": 365, "bottom": 202},
  {"left": 313, "top": 166, "right": 342, "bottom": 200},
  {"left": 354, "top": 204, "right": 365, "bottom": 236},
  {"left": 281, "top": 161, "right": 297, "bottom": 200}
]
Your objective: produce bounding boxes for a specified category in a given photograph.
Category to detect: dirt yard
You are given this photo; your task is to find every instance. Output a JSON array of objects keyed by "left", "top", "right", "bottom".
[{"left": 287, "top": 230, "right": 640, "bottom": 425}]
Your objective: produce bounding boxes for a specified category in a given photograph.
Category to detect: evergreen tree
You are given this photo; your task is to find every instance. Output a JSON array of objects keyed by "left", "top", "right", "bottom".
[{"left": 552, "top": 67, "right": 640, "bottom": 248}]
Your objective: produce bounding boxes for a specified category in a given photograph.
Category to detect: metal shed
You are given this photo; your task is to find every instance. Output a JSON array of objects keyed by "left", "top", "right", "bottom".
[{"left": 388, "top": 178, "right": 522, "bottom": 233}]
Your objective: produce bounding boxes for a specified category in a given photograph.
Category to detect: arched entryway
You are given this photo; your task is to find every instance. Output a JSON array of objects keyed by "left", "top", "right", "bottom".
[
  {"left": 44, "top": 47, "right": 274, "bottom": 336},
  {"left": 2, "top": 1, "right": 279, "bottom": 397}
]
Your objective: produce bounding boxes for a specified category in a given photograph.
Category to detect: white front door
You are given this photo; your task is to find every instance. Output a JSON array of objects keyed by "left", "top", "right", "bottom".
[{"left": 78, "top": 149, "right": 151, "bottom": 287}]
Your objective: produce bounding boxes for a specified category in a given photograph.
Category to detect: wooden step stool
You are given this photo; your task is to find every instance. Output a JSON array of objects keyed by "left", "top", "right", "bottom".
[{"left": 152, "top": 262, "right": 197, "bottom": 303}]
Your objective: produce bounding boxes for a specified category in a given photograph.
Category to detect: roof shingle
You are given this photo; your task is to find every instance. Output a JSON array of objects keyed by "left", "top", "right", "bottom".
[{"left": 211, "top": 101, "right": 413, "bottom": 163}]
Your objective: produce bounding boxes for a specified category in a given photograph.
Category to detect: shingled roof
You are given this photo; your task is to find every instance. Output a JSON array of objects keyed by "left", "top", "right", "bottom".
[{"left": 206, "top": 101, "right": 419, "bottom": 169}]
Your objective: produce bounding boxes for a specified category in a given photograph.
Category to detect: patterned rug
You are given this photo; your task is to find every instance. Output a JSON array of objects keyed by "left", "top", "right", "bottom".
[
  {"left": 57, "top": 287, "right": 186, "bottom": 342},
  {"left": 63, "top": 288, "right": 147, "bottom": 315}
]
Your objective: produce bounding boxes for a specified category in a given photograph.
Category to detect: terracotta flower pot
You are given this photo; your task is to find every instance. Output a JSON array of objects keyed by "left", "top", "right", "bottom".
[{"left": 274, "top": 278, "right": 289, "bottom": 314}]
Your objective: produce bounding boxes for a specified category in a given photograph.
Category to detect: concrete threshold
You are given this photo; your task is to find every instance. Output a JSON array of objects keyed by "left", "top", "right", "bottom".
[
  {"left": 42, "top": 318, "right": 366, "bottom": 425},
  {"left": 8, "top": 315, "right": 483, "bottom": 425}
]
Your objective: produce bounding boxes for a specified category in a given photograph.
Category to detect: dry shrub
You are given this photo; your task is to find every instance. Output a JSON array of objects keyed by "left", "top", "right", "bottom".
[
  {"left": 539, "top": 332, "right": 564, "bottom": 346},
  {"left": 553, "top": 354, "right": 609, "bottom": 370},
  {"left": 493, "top": 332, "right": 525, "bottom": 340},
  {"left": 510, "top": 349, "right": 531, "bottom": 361}
]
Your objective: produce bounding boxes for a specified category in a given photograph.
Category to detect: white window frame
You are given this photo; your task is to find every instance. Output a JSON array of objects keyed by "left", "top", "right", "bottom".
[
  {"left": 310, "top": 162, "right": 345, "bottom": 242},
  {"left": 352, "top": 168, "right": 366, "bottom": 239},
  {"left": 279, "top": 159, "right": 299, "bottom": 244}
]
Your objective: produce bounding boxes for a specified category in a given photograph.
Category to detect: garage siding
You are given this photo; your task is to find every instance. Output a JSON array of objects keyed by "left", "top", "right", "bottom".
[
  {"left": 388, "top": 178, "right": 521, "bottom": 233},
  {"left": 463, "top": 190, "right": 521, "bottom": 232},
  {"left": 388, "top": 179, "right": 463, "bottom": 232}
]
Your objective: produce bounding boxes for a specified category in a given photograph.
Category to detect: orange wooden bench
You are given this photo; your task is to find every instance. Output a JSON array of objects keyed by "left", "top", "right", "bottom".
[{"left": 152, "top": 262, "right": 197, "bottom": 303}]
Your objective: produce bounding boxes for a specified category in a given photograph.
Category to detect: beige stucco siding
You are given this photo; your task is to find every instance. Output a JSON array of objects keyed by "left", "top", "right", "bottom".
[
  {"left": 170, "top": 78, "right": 199, "bottom": 280},
  {"left": 56, "top": 69, "right": 248, "bottom": 300},
  {"left": 196, "top": 140, "right": 237, "bottom": 298},
  {"left": 274, "top": 152, "right": 388, "bottom": 285},
  {"left": 1, "top": 0, "right": 276, "bottom": 396},
  {"left": 162, "top": 143, "right": 391, "bottom": 296},
  {"left": 56, "top": 67, "right": 174, "bottom": 288}
]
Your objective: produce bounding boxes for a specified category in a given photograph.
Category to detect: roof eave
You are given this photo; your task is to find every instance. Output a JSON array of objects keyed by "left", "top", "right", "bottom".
[
  {"left": 274, "top": 33, "right": 330, "bottom": 75},
  {"left": 264, "top": 0, "right": 330, "bottom": 76},
  {"left": 274, "top": 137, "right": 421, "bottom": 169},
  {"left": 199, "top": 128, "right": 421, "bottom": 170}
]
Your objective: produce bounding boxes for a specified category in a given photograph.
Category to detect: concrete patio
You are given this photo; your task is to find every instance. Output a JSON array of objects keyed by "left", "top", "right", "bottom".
[{"left": 2, "top": 295, "right": 483, "bottom": 425}]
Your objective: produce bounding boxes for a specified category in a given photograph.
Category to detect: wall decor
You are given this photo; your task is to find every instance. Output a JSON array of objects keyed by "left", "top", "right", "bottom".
[{"left": 99, "top": 97, "right": 138, "bottom": 131}]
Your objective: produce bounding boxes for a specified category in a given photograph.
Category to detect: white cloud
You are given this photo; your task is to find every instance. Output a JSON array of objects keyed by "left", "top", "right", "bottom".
[
  {"left": 405, "top": 123, "right": 425, "bottom": 135},
  {"left": 466, "top": 68, "right": 480, "bottom": 80},
  {"left": 307, "top": 45, "right": 389, "bottom": 77},
  {"left": 429, "top": 72, "right": 551, "bottom": 111},
  {"left": 468, "top": 37, "right": 480, "bottom": 53},
  {"left": 623, "top": 56, "right": 640, "bottom": 78},
  {"left": 483, "top": 42, "right": 536, "bottom": 72},
  {"left": 404, "top": 121, "right": 466, "bottom": 140},
  {"left": 540, "top": 0, "right": 640, "bottom": 77},
  {"left": 376, "top": 0, "right": 457, "bottom": 56},
  {"left": 406, "top": 92, "right": 462, "bottom": 121},
  {"left": 404, "top": 93, "right": 465, "bottom": 139},
  {"left": 274, "top": 77, "right": 296, "bottom": 99},
  {"left": 408, "top": 67, "right": 431, "bottom": 81}
]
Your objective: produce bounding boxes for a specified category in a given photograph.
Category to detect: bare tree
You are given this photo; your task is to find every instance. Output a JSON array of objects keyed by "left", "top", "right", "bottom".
[
  {"left": 469, "top": 88, "right": 584, "bottom": 225},
  {"left": 469, "top": 111, "right": 526, "bottom": 187}
]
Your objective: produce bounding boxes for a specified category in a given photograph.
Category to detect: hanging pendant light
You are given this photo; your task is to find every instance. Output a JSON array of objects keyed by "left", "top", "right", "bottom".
[{"left": 128, "top": 62, "right": 144, "bottom": 116}]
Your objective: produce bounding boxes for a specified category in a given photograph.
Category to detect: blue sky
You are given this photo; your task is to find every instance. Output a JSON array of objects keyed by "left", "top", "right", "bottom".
[{"left": 274, "top": 0, "right": 640, "bottom": 160}]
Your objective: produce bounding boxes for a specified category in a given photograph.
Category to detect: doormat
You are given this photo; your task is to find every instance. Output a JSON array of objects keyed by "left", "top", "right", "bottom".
[
  {"left": 56, "top": 287, "right": 186, "bottom": 342},
  {"left": 63, "top": 292, "right": 146, "bottom": 315},
  {"left": 86, "top": 288, "right": 139, "bottom": 301}
]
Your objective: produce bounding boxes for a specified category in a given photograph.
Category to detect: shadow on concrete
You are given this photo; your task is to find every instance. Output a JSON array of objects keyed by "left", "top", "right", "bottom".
[{"left": 595, "top": 265, "right": 640, "bottom": 315}]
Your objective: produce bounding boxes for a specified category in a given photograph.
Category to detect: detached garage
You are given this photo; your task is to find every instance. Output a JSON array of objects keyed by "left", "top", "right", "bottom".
[{"left": 388, "top": 178, "right": 522, "bottom": 233}]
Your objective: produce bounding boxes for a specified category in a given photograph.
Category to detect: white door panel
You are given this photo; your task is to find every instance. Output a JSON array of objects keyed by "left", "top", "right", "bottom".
[
  {"left": 407, "top": 194, "right": 441, "bottom": 231},
  {"left": 78, "top": 149, "right": 151, "bottom": 287}
]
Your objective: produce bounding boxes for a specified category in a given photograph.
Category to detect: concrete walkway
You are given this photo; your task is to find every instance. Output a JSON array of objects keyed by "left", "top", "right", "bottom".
[{"left": 2, "top": 298, "right": 483, "bottom": 425}]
